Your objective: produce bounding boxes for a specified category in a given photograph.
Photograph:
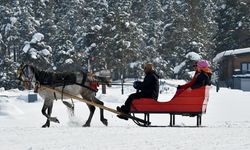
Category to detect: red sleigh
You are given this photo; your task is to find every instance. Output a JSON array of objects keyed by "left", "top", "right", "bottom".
[{"left": 130, "top": 86, "right": 210, "bottom": 127}]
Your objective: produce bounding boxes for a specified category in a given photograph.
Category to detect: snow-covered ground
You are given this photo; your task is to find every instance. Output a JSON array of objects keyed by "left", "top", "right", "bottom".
[{"left": 1, "top": 80, "right": 250, "bottom": 150}]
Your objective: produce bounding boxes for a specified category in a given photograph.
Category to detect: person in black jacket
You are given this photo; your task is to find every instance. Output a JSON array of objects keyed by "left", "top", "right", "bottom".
[
  {"left": 190, "top": 71, "right": 211, "bottom": 89},
  {"left": 116, "top": 63, "right": 159, "bottom": 120}
]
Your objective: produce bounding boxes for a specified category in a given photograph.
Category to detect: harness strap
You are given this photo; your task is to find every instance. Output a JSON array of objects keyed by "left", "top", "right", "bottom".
[
  {"left": 82, "top": 73, "right": 87, "bottom": 85},
  {"left": 78, "top": 72, "right": 98, "bottom": 92},
  {"left": 53, "top": 92, "right": 57, "bottom": 101},
  {"left": 75, "top": 82, "right": 98, "bottom": 92},
  {"left": 34, "top": 82, "right": 40, "bottom": 93},
  {"left": 52, "top": 84, "right": 65, "bottom": 102}
]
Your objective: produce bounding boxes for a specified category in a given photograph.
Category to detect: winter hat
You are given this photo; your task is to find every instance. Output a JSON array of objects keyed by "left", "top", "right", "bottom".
[
  {"left": 143, "top": 63, "right": 154, "bottom": 71},
  {"left": 197, "top": 59, "right": 209, "bottom": 68}
]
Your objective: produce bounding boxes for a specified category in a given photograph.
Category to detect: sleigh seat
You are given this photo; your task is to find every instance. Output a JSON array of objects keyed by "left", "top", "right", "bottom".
[{"left": 130, "top": 86, "right": 210, "bottom": 127}]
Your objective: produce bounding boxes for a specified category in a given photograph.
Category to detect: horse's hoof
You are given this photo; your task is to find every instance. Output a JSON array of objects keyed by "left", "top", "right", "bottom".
[
  {"left": 82, "top": 124, "right": 90, "bottom": 127},
  {"left": 101, "top": 119, "right": 108, "bottom": 126},
  {"left": 83, "top": 121, "right": 90, "bottom": 127},
  {"left": 49, "top": 117, "right": 60, "bottom": 123},
  {"left": 42, "top": 124, "right": 49, "bottom": 128}
]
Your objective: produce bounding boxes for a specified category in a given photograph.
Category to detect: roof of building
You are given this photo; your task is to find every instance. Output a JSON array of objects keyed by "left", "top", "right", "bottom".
[
  {"left": 213, "top": 47, "right": 250, "bottom": 63},
  {"left": 233, "top": 74, "right": 250, "bottom": 78}
]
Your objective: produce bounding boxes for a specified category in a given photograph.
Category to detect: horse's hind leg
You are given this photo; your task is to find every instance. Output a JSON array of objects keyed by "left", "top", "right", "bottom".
[
  {"left": 93, "top": 97, "right": 108, "bottom": 126},
  {"left": 83, "top": 104, "right": 95, "bottom": 127}
]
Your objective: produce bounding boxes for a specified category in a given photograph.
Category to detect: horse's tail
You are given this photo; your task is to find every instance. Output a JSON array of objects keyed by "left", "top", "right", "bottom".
[
  {"left": 62, "top": 99, "right": 74, "bottom": 116},
  {"left": 53, "top": 91, "right": 74, "bottom": 116}
]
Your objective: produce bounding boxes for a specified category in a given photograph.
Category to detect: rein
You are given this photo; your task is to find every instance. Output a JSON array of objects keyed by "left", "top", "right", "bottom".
[{"left": 75, "top": 82, "right": 98, "bottom": 92}]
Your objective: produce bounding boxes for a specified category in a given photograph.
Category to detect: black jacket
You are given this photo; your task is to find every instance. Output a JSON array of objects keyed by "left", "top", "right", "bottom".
[
  {"left": 191, "top": 71, "right": 211, "bottom": 89},
  {"left": 136, "top": 71, "right": 159, "bottom": 100}
]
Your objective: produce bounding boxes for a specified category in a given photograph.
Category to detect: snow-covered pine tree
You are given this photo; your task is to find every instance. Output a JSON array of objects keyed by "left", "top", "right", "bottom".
[
  {"left": 215, "top": 0, "right": 250, "bottom": 53},
  {"left": 51, "top": 0, "right": 87, "bottom": 72},
  {"left": 94, "top": 0, "right": 145, "bottom": 79},
  {"left": 140, "top": 0, "right": 169, "bottom": 77},
  {"left": 21, "top": 33, "right": 52, "bottom": 69},
  {"left": 160, "top": 0, "right": 217, "bottom": 79},
  {"left": 79, "top": 0, "right": 109, "bottom": 73},
  {"left": 0, "top": 0, "right": 39, "bottom": 88}
]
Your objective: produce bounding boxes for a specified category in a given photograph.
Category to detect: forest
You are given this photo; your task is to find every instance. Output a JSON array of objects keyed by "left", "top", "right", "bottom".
[{"left": 0, "top": 0, "right": 249, "bottom": 89}]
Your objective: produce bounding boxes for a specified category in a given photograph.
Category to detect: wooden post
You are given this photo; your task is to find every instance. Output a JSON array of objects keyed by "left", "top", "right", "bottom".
[
  {"left": 102, "top": 84, "right": 106, "bottom": 94},
  {"left": 121, "top": 74, "right": 124, "bottom": 95}
]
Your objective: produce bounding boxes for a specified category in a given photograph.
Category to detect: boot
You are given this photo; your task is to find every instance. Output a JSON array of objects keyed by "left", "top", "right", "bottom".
[{"left": 116, "top": 106, "right": 128, "bottom": 120}]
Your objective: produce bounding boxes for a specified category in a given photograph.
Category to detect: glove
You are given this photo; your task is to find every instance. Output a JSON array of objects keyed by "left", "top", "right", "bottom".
[
  {"left": 133, "top": 81, "right": 140, "bottom": 89},
  {"left": 177, "top": 85, "right": 182, "bottom": 89}
]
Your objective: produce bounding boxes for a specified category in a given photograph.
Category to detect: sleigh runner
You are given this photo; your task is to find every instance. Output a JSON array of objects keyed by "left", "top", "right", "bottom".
[{"left": 129, "top": 86, "right": 210, "bottom": 127}]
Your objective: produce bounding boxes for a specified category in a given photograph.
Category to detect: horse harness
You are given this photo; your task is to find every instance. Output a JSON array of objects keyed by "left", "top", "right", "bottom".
[{"left": 18, "top": 65, "right": 98, "bottom": 101}]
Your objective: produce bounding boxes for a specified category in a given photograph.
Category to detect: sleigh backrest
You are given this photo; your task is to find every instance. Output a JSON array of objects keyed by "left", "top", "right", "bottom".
[{"left": 130, "top": 86, "right": 210, "bottom": 113}]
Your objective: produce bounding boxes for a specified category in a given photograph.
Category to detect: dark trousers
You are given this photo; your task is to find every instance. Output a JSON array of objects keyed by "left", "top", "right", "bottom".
[{"left": 121, "top": 92, "right": 142, "bottom": 113}]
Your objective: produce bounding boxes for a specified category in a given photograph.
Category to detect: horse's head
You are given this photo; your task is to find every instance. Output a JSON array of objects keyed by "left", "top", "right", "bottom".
[{"left": 16, "top": 64, "right": 36, "bottom": 89}]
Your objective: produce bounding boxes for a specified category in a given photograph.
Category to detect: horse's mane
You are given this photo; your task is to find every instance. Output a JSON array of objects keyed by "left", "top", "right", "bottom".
[{"left": 29, "top": 65, "right": 78, "bottom": 86}]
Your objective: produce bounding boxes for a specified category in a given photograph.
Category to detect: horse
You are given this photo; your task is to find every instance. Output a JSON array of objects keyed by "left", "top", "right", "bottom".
[{"left": 17, "top": 64, "right": 111, "bottom": 127}]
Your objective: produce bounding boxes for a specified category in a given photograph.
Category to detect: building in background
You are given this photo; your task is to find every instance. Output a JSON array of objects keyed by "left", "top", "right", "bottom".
[{"left": 214, "top": 47, "right": 250, "bottom": 91}]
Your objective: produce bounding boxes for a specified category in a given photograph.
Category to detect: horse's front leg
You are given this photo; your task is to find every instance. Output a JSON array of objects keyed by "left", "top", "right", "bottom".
[
  {"left": 41, "top": 104, "right": 50, "bottom": 128},
  {"left": 83, "top": 104, "right": 95, "bottom": 127},
  {"left": 41, "top": 99, "right": 59, "bottom": 128},
  {"left": 93, "top": 97, "right": 108, "bottom": 126}
]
